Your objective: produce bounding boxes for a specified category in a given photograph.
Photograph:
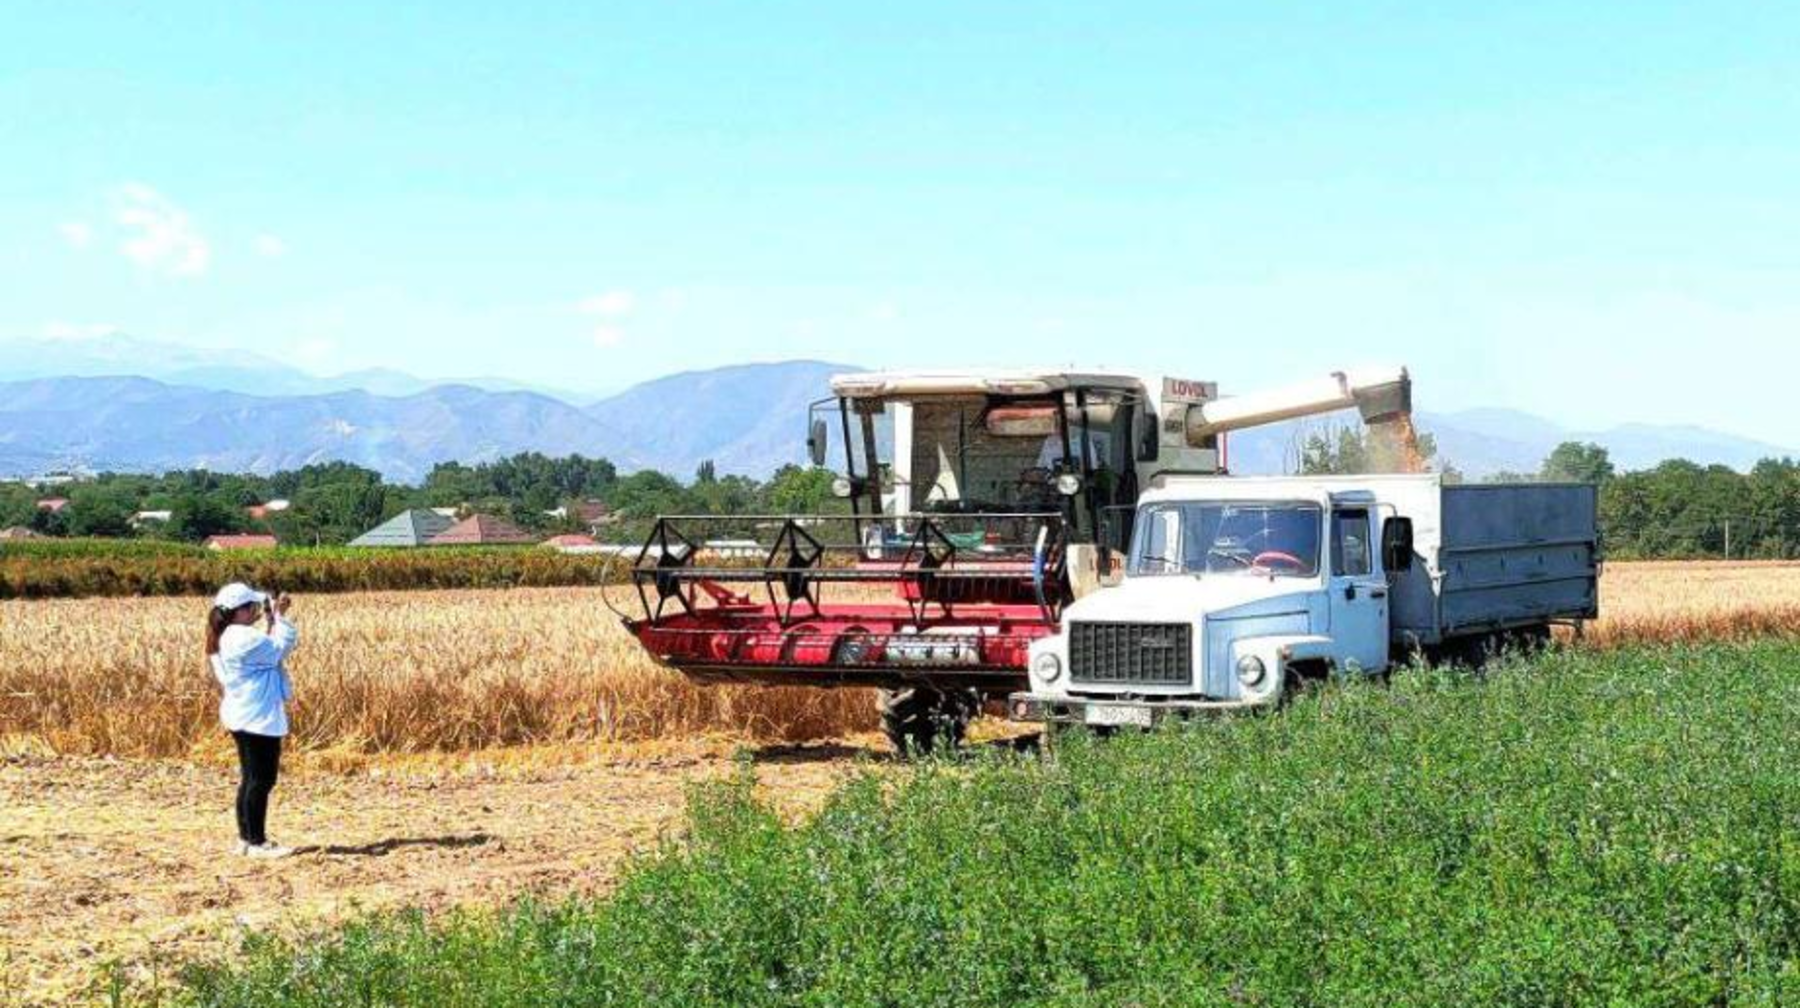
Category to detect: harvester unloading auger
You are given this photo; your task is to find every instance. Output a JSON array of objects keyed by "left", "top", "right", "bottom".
[{"left": 622, "top": 366, "right": 1413, "bottom": 753}]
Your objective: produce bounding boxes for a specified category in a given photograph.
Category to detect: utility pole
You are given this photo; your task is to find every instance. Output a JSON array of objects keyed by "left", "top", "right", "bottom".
[{"left": 1724, "top": 518, "right": 1731, "bottom": 560}]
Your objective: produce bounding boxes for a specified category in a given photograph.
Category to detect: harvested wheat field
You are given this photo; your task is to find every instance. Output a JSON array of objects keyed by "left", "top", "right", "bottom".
[
  {"left": 0, "top": 741, "right": 884, "bottom": 1005},
  {"left": 1, "top": 562, "right": 1797, "bottom": 1004}
]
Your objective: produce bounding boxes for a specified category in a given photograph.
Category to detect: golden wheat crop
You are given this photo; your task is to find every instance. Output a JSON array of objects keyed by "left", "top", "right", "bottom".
[
  {"left": 1, "top": 563, "right": 1795, "bottom": 760},
  {"left": 1585, "top": 560, "right": 1800, "bottom": 646},
  {"left": 0, "top": 587, "right": 875, "bottom": 759}
]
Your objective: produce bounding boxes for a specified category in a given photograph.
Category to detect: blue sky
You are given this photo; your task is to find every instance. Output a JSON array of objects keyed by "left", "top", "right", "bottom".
[{"left": 4, "top": 1, "right": 1797, "bottom": 446}]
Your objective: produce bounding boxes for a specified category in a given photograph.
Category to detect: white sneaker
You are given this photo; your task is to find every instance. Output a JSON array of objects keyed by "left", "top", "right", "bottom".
[
  {"left": 244, "top": 841, "right": 293, "bottom": 859},
  {"left": 232, "top": 841, "right": 251, "bottom": 856}
]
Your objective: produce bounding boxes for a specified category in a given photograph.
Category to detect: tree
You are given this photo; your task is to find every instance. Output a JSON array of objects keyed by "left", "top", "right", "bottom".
[
  {"left": 765, "top": 465, "right": 845, "bottom": 514},
  {"left": 1541, "top": 442, "right": 1614, "bottom": 484},
  {"left": 62, "top": 487, "right": 136, "bottom": 538},
  {"left": 0, "top": 483, "right": 37, "bottom": 529},
  {"left": 607, "top": 471, "right": 692, "bottom": 519},
  {"left": 276, "top": 480, "right": 392, "bottom": 545},
  {"left": 1297, "top": 423, "right": 1440, "bottom": 475},
  {"left": 168, "top": 494, "right": 246, "bottom": 542}
]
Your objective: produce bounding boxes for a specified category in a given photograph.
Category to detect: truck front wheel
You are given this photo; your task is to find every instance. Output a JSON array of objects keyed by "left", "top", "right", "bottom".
[{"left": 878, "top": 687, "right": 978, "bottom": 757}]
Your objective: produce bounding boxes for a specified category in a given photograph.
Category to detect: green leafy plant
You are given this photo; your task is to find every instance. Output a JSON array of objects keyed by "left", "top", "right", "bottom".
[{"left": 136, "top": 642, "right": 1800, "bottom": 1007}]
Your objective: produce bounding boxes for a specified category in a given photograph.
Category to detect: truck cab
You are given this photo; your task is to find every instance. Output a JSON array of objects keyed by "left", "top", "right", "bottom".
[{"left": 1011, "top": 474, "right": 1599, "bottom": 728}]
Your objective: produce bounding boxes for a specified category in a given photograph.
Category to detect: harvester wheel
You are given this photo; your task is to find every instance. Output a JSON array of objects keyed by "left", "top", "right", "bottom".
[{"left": 878, "top": 687, "right": 978, "bottom": 757}]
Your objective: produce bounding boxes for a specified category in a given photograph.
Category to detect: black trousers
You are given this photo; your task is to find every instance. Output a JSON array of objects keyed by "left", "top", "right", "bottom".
[{"left": 231, "top": 730, "right": 282, "bottom": 845}]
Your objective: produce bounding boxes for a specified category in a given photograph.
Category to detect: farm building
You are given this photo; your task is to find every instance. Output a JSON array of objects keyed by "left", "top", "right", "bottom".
[
  {"left": 36, "top": 498, "right": 69, "bottom": 513},
  {"left": 245, "top": 499, "right": 290, "bottom": 520},
  {"left": 131, "top": 510, "right": 173, "bottom": 527},
  {"left": 429, "top": 514, "right": 538, "bottom": 546},
  {"left": 540, "top": 533, "right": 601, "bottom": 554},
  {"left": 0, "top": 526, "right": 40, "bottom": 540},
  {"left": 204, "top": 534, "right": 278, "bottom": 551},
  {"left": 543, "top": 500, "right": 613, "bottom": 529},
  {"left": 349, "top": 509, "right": 455, "bottom": 547}
]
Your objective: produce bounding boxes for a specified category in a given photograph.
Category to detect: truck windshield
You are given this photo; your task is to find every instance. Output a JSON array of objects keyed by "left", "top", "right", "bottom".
[{"left": 1129, "top": 501, "right": 1323, "bottom": 577}]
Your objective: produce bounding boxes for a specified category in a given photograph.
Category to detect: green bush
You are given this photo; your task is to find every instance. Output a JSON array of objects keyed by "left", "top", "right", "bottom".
[
  {"left": 0, "top": 540, "right": 626, "bottom": 598},
  {"left": 144, "top": 643, "right": 1800, "bottom": 1006}
]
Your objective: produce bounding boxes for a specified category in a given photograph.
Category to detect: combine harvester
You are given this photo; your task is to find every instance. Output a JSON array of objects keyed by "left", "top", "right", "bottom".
[{"left": 622, "top": 365, "right": 1413, "bottom": 752}]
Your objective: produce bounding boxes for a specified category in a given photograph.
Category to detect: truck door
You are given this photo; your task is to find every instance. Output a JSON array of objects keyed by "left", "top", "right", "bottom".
[{"left": 1329, "top": 508, "right": 1389, "bottom": 673}]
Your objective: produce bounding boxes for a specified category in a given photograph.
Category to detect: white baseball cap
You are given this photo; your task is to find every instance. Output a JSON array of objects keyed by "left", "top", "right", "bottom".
[{"left": 213, "top": 582, "right": 267, "bottom": 611}]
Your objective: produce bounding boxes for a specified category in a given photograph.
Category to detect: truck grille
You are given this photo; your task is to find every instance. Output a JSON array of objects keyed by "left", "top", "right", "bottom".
[{"left": 1068, "top": 622, "right": 1192, "bottom": 686}]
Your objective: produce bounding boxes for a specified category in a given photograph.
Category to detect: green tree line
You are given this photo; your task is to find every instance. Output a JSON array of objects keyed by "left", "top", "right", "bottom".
[
  {"left": 0, "top": 455, "right": 845, "bottom": 547},
  {"left": 9, "top": 439, "right": 1795, "bottom": 558},
  {"left": 1299, "top": 426, "right": 1800, "bottom": 559}
]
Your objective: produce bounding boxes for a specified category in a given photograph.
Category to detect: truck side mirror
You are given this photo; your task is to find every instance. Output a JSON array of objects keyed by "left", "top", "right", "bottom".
[
  {"left": 807, "top": 418, "right": 828, "bottom": 467},
  {"left": 1381, "top": 517, "right": 1414, "bottom": 572}
]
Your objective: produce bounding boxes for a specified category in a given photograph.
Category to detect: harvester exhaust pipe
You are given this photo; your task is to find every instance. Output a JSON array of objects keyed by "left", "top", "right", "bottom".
[{"left": 1185, "top": 366, "right": 1412, "bottom": 441}]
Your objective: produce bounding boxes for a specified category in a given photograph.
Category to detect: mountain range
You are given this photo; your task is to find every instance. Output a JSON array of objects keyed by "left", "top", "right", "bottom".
[{"left": 0, "top": 334, "right": 1791, "bottom": 483}]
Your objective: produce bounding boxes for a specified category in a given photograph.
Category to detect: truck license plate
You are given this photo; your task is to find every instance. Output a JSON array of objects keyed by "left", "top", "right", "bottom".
[{"left": 1086, "top": 705, "right": 1153, "bottom": 728}]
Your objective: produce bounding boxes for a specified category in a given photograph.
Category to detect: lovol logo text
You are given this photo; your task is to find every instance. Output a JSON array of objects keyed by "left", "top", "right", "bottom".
[{"left": 1162, "top": 378, "right": 1216, "bottom": 401}]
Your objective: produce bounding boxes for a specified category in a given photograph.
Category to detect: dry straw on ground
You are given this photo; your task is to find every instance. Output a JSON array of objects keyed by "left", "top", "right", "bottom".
[{"left": 1, "top": 563, "right": 1796, "bottom": 760}]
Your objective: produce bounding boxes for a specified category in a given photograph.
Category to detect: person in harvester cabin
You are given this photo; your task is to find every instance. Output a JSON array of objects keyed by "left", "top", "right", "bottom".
[{"left": 205, "top": 582, "right": 300, "bottom": 858}]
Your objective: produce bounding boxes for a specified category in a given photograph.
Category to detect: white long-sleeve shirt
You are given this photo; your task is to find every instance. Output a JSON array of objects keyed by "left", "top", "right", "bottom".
[{"left": 211, "top": 615, "right": 299, "bottom": 737}]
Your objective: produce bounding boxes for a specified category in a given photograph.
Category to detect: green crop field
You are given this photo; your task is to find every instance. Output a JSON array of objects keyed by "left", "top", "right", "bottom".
[
  {"left": 116, "top": 640, "right": 1800, "bottom": 1007},
  {"left": 0, "top": 539, "right": 625, "bottom": 598}
]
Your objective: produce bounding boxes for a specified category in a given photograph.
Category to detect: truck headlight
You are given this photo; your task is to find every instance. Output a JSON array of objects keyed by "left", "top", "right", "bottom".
[
  {"left": 1033, "top": 652, "right": 1063, "bottom": 682},
  {"left": 1054, "top": 473, "right": 1083, "bottom": 496},
  {"left": 830, "top": 476, "right": 854, "bottom": 498},
  {"left": 1236, "top": 654, "right": 1267, "bottom": 687}
]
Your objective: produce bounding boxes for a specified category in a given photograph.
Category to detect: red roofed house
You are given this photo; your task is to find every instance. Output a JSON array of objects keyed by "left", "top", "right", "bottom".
[
  {"left": 36, "top": 497, "right": 69, "bottom": 514},
  {"left": 540, "top": 532, "right": 601, "bottom": 554},
  {"left": 428, "top": 514, "right": 538, "bottom": 546},
  {"left": 204, "top": 534, "right": 279, "bottom": 551}
]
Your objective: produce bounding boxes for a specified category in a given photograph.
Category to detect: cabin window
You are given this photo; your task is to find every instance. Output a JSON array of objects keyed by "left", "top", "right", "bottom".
[{"left": 1333, "top": 509, "right": 1371, "bottom": 577}]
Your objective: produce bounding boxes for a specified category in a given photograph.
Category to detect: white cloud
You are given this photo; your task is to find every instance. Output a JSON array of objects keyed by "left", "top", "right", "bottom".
[
  {"left": 578, "top": 290, "right": 635, "bottom": 349},
  {"left": 113, "top": 183, "right": 210, "bottom": 277},
  {"left": 41, "top": 321, "right": 120, "bottom": 341},
  {"left": 578, "top": 290, "right": 636, "bottom": 317},
  {"left": 58, "top": 222, "right": 93, "bottom": 249},
  {"left": 251, "top": 234, "right": 287, "bottom": 258},
  {"left": 868, "top": 301, "right": 901, "bottom": 323}
]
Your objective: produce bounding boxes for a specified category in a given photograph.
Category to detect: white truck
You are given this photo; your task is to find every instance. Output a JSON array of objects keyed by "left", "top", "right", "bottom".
[{"left": 1010, "top": 473, "right": 1599, "bottom": 727}]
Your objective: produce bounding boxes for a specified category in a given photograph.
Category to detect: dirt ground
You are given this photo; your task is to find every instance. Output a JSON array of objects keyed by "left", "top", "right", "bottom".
[{"left": 0, "top": 738, "right": 890, "bottom": 1006}]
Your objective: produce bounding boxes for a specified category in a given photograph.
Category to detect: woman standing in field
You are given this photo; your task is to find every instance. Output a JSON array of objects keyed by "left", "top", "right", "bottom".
[{"left": 206, "top": 582, "right": 299, "bottom": 859}]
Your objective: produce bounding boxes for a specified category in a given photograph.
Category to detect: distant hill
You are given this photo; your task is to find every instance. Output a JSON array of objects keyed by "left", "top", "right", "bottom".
[
  {"left": 585, "top": 360, "right": 857, "bottom": 477},
  {"left": 0, "top": 377, "right": 642, "bottom": 483},
  {"left": 0, "top": 356, "right": 1790, "bottom": 482},
  {"left": 0, "top": 333, "right": 589, "bottom": 402}
]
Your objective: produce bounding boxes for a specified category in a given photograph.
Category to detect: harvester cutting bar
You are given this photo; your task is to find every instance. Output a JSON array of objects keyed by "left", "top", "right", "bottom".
[{"left": 622, "top": 512, "right": 1069, "bottom": 684}]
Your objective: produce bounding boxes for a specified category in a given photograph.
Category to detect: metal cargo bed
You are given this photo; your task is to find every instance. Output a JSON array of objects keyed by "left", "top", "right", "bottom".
[{"left": 1384, "top": 480, "right": 1599, "bottom": 645}]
